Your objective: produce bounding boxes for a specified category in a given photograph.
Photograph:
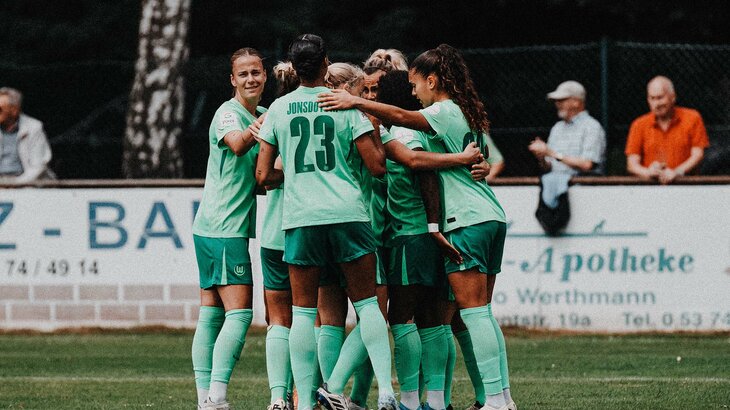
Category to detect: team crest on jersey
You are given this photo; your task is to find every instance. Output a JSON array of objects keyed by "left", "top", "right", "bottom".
[
  {"left": 424, "top": 104, "right": 441, "bottom": 115},
  {"left": 218, "top": 111, "right": 237, "bottom": 129}
]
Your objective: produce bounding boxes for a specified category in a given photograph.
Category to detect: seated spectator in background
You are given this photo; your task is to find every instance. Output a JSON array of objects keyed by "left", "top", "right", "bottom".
[
  {"left": 0, "top": 87, "right": 54, "bottom": 183},
  {"left": 528, "top": 80, "right": 606, "bottom": 235},
  {"left": 625, "top": 76, "right": 709, "bottom": 184}
]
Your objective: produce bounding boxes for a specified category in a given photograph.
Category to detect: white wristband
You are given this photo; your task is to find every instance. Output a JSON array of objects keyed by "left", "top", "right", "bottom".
[{"left": 427, "top": 223, "right": 440, "bottom": 233}]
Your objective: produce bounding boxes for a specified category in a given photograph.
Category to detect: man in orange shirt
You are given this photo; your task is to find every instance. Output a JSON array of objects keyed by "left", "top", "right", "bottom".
[{"left": 625, "top": 76, "right": 709, "bottom": 184}]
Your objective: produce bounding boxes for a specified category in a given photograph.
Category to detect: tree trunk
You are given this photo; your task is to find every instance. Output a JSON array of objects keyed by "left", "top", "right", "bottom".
[{"left": 123, "top": 0, "right": 190, "bottom": 178}]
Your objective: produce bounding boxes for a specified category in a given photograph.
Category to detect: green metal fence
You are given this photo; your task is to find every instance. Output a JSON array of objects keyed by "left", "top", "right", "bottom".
[{"left": 2, "top": 41, "right": 728, "bottom": 178}]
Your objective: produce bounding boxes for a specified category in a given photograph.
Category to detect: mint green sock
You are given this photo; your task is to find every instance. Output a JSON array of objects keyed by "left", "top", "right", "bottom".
[
  {"left": 266, "top": 325, "right": 291, "bottom": 403},
  {"left": 353, "top": 296, "right": 394, "bottom": 397},
  {"left": 418, "top": 326, "right": 447, "bottom": 391},
  {"left": 392, "top": 323, "right": 421, "bottom": 392},
  {"left": 313, "top": 326, "right": 323, "bottom": 392},
  {"left": 192, "top": 306, "right": 225, "bottom": 390},
  {"left": 210, "top": 308, "right": 253, "bottom": 384},
  {"left": 455, "top": 328, "right": 485, "bottom": 404},
  {"left": 459, "top": 306, "right": 502, "bottom": 395},
  {"left": 327, "top": 323, "right": 367, "bottom": 394},
  {"left": 290, "top": 306, "right": 318, "bottom": 409},
  {"left": 488, "top": 304, "right": 510, "bottom": 390},
  {"left": 318, "top": 325, "right": 345, "bottom": 382},
  {"left": 443, "top": 325, "right": 456, "bottom": 406},
  {"left": 350, "top": 360, "right": 373, "bottom": 407}
]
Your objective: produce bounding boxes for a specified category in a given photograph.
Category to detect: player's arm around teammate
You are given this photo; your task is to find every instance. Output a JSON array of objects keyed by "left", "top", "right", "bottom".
[
  {"left": 256, "top": 34, "right": 395, "bottom": 410},
  {"left": 191, "top": 48, "right": 267, "bottom": 410},
  {"left": 320, "top": 44, "right": 516, "bottom": 410}
]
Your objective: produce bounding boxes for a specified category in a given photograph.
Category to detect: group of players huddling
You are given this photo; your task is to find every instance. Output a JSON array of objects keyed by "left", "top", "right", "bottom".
[{"left": 190, "top": 33, "right": 514, "bottom": 410}]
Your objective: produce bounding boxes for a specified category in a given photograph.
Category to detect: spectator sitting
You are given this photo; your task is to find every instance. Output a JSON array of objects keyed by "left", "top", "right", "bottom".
[
  {"left": 625, "top": 75, "right": 709, "bottom": 184},
  {"left": 528, "top": 80, "right": 606, "bottom": 235},
  {"left": 0, "top": 87, "right": 55, "bottom": 183}
]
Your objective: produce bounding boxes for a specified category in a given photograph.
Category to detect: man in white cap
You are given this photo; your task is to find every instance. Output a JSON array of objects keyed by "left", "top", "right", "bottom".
[
  {"left": 528, "top": 80, "right": 606, "bottom": 175},
  {"left": 528, "top": 80, "right": 605, "bottom": 235}
]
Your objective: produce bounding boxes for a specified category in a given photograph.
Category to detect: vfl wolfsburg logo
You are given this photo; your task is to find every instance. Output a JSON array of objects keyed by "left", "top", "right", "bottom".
[{"left": 234, "top": 265, "right": 246, "bottom": 275}]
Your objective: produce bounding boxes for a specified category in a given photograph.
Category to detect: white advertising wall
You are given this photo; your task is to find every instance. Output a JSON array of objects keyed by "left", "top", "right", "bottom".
[{"left": 1, "top": 185, "right": 728, "bottom": 331}]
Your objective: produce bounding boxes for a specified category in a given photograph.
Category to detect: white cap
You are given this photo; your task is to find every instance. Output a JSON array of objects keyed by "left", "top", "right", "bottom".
[{"left": 547, "top": 80, "right": 586, "bottom": 101}]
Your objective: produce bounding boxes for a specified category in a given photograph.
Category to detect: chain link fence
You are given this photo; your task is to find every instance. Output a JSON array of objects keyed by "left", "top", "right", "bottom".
[{"left": 2, "top": 41, "right": 728, "bottom": 178}]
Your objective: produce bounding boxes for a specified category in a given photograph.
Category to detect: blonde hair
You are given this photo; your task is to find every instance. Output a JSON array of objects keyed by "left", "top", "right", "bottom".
[
  {"left": 363, "top": 49, "right": 408, "bottom": 72},
  {"left": 325, "top": 62, "right": 364, "bottom": 92},
  {"left": 272, "top": 61, "right": 300, "bottom": 97}
]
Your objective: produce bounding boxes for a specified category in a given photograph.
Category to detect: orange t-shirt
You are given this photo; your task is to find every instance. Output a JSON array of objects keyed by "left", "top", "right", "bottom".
[{"left": 625, "top": 107, "right": 710, "bottom": 169}]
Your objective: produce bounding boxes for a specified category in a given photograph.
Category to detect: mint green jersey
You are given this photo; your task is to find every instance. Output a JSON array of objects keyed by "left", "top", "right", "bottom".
[
  {"left": 384, "top": 126, "right": 430, "bottom": 241},
  {"left": 192, "top": 99, "right": 265, "bottom": 238},
  {"left": 419, "top": 99, "right": 506, "bottom": 232},
  {"left": 349, "top": 124, "right": 389, "bottom": 245},
  {"left": 260, "top": 186, "right": 284, "bottom": 250},
  {"left": 485, "top": 133, "right": 503, "bottom": 164},
  {"left": 259, "top": 86, "right": 375, "bottom": 230}
]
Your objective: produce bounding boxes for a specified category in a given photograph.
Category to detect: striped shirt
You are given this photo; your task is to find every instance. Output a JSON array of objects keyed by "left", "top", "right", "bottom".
[{"left": 547, "top": 111, "right": 606, "bottom": 175}]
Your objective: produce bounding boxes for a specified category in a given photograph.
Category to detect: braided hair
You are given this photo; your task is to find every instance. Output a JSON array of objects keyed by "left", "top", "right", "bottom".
[{"left": 411, "top": 44, "right": 489, "bottom": 135}]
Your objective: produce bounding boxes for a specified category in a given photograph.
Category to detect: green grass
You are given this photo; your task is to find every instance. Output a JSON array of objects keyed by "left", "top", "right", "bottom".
[{"left": 1, "top": 328, "right": 728, "bottom": 409}]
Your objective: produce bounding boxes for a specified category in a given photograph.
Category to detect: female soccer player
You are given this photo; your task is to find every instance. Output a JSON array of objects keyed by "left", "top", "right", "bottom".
[
  {"left": 318, "top": 44, "right": 516, "bottom": 410},
  {"left": 256, "top": 34, "right": 397, "bottom": 410},
  {"left": 260, "top": 61, "right": 300, "bottom": 410},
  {"left": 191, "top": 47, "right": 267, "bottom": 410}
]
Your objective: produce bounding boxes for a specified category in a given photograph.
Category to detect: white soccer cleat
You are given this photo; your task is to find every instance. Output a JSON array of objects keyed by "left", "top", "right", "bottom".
[
  {"left": 200, "top": 399, "right": 231, "bottom": 410},
  {"left": 465, "top": 402, "right": 483, "bottom": 410},
  {"left": 377, "top": 394, "right": 398, "bottom": 410},
  {"left": 316, "top": 386, "right": 351, "bottom": 410},
  {"left": 268, "top": 398, "right": 289, "bottom": 410},
  {"left": 506, "top": 401, "right": 517, "bottom": 410}
]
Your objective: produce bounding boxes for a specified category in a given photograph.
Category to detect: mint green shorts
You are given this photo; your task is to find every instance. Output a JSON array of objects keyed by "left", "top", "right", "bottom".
[
  {"left": 387, "top": 233, "right": 445, "bottom": 287},
  {"left": 260, "top": 247, "right": 290, "bottom": 291},
  {"left": 444, "top": 220, "right": 507, "bottom": 275},
  {"left": 193, "top": 235, "right": 253, "bottom": 289},
  {"left": 284, "top": 222, "right": 376, "bottom": 266}
]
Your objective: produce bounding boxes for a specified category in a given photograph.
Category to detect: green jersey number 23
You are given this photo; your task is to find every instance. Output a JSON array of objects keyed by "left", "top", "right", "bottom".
[{"left": 291, "top": 115, "right": 336, "bottom": 173}]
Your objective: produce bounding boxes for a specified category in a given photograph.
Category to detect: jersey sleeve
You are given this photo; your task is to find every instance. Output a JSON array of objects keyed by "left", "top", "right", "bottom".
[
  {"left": 214, "top": 107, "right": 244, "bottom": 145},
  {"left": 418, "top": 101, "right": 449, "bottom": 141},
  {"left": 379, "top": 125, "right": 394, "bottom": 144},
  {"left": 349, "top": 109, "right": 375, "bottom": 140},
  {"left": 395, "top": 127, "right": 424, "bottom": 150},
  {"left": 258, "top": 104, "right": 278, "bottom": 146}
]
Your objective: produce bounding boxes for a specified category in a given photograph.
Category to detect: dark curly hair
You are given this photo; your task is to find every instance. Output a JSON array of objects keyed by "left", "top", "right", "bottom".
[
  {"left": 377, "top": 71, "right": 421, "bottom": 114},
  {"left": 411, "top": 44, "right": 489, "bottom": 134},
  {"left": 287, "top": 34, "right": 326, "bottom": 82}
]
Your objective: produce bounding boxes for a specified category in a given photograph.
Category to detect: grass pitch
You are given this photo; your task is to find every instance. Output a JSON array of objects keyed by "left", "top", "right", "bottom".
[{"left": 0, "top": 328, "right": 728, "bottom": 409}]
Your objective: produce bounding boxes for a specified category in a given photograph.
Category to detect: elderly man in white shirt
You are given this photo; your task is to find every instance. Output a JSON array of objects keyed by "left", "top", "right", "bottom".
[
  {"left": 0, "top": 87, "right": 55, "bottom": 183},
  {"left": 528, "top": 80, "right": 606, "bottom": 234},
  {"left": 529, "top": 80, "right": 606, "bottom": 176}
]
